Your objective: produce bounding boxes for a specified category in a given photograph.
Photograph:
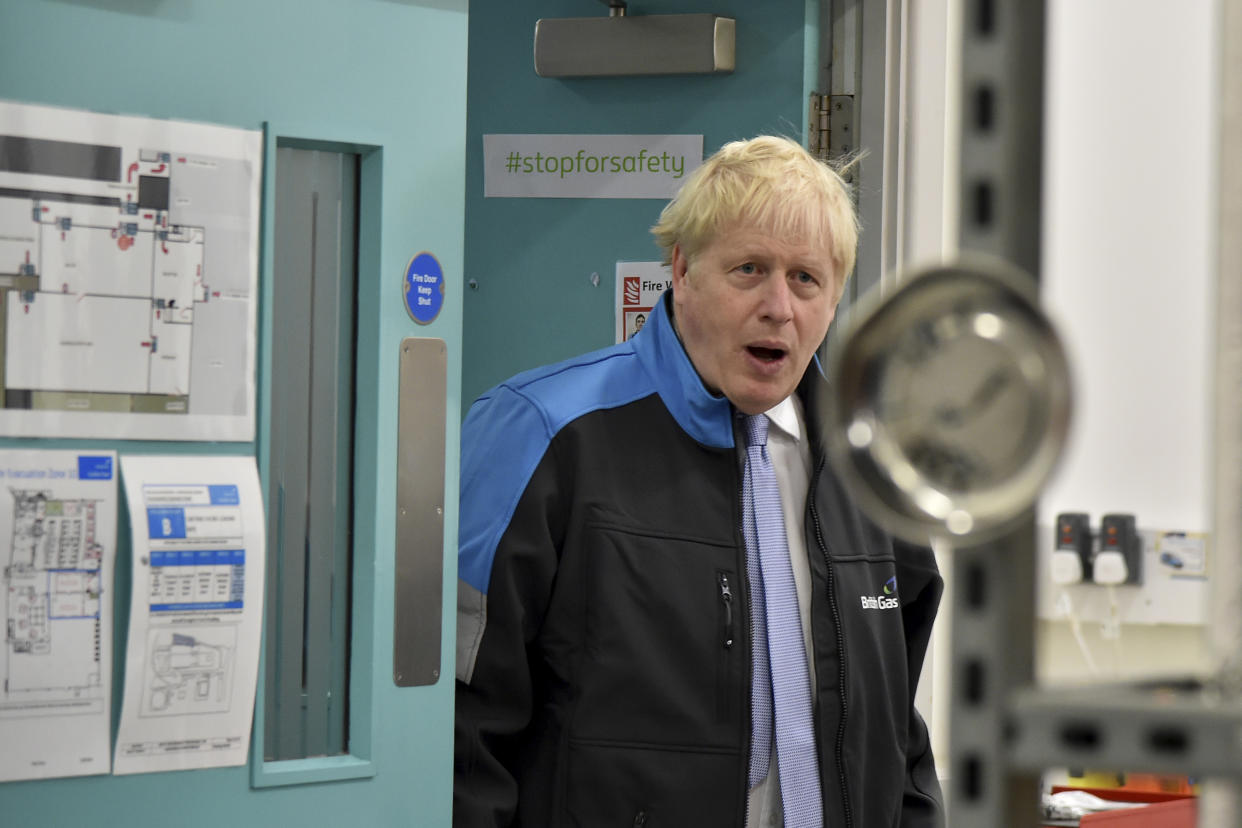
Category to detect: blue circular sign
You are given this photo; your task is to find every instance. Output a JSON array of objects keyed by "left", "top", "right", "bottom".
[{"left": 404, "top": 252, "right": 445, "bottom": 324}]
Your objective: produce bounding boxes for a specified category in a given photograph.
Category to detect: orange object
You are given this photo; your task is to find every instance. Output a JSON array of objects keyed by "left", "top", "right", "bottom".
[{"left": 1119, "top": 773, "right": 1196, "bottom": 795}]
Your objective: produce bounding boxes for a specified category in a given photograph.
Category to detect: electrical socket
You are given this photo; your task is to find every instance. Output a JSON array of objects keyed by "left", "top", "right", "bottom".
[
  {"left": 1095, "top": 513, "right": 1142, "bottom": 586},
  {"left": 1053, "top": 512, "right": 1093, "bottom": 584}
]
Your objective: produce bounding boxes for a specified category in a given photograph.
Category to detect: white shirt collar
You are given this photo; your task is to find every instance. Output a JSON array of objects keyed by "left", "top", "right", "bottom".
[{"left": 763, "top": 395, "right": 803, "bottom": 443}]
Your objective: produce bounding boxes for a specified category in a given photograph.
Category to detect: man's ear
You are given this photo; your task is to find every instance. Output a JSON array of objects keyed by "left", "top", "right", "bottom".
[{"left": 671, "top": 244, "right": 689, "bottom": 290}]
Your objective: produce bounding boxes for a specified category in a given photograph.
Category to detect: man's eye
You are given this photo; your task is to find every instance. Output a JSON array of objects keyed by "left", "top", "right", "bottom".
[
  {"left": 795, "top": 271, "right": 816, "bottom": 284},
  {"left": 738, "top": 263, "right": 757, "bottom": 274}
]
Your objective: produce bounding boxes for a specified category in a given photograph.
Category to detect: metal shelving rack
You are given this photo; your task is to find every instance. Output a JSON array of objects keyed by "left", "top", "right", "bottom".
[{"left": 945, "top": 1, "right": 1242, "bottom": 826}]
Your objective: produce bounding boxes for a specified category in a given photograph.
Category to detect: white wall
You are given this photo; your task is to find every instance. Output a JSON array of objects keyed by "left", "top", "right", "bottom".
[
  {"left": 1037, "top": 0, "right": 1220, "bottom": 682},
  {"left": 1040, "top": 0, "right": 1219, "bottom": 536}
]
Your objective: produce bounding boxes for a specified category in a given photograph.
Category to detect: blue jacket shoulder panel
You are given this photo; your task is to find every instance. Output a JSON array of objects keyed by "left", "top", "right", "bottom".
[
  {"left": 457, "top": 293, "right": 735, "bottom": 595},
  {"left": 458, "top": 343, "right": 650, "bottom": 595}
]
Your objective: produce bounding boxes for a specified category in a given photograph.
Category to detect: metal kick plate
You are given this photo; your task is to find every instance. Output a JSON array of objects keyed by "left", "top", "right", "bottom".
[{"left": 393, "top": 337, "right": 446, "bottom": 687}]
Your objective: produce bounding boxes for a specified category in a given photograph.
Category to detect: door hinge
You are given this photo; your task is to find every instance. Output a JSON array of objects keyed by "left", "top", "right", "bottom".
[
  {"left": 827, "top": 94, "right": 856, "bottom": 159},
  {"left": 809, "top": 93, "right": 857, "bottom": 183},
  {"left": 809, "top": 92, "right": 831, "bottom": 160},
  {"left": 804, "top": 93, "right": 854, "bottom": 158}
]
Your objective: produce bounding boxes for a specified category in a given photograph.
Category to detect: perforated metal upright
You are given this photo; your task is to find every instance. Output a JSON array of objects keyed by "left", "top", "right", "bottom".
[
  {"left": 946, "top": 1, "right": 1045, "bottom": 825},
  {"left": 947, "top": 1, "right": 1242, "bottom": 826}
]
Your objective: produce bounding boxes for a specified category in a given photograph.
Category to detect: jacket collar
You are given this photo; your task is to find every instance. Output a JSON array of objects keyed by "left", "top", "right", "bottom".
[
  {"left": 632, "top": 291, "right": 736, "bottom": 449},
  {"left": 632, "top": 291, "right": 832, "bottom": 451}
]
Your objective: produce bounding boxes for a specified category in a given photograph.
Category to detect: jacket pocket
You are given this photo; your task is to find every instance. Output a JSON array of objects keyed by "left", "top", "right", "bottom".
[
  {"left": 565, "top": 741, "right": 737, "bottom": 827},
  {"left": 575, "top": 521, "right": 738, "bottom": 750}
]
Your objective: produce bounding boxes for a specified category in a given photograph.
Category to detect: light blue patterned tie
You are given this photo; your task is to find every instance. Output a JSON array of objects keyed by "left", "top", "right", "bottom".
[{"left": 742, "top": 414, "right": 823, "bottom": 828}]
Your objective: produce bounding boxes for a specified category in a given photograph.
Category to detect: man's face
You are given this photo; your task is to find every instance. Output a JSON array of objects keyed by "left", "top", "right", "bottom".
[{"left": 671, "top": 222, "right": 840, "bottom": 416}]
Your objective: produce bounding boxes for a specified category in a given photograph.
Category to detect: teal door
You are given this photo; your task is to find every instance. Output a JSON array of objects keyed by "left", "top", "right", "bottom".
[{"left": 0, "top": 1, "right": 466, "bottom": 825}]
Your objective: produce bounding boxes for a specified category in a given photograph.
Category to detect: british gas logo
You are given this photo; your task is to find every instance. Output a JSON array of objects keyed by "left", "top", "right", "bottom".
[{"left": 861, "top": 577, "right": 900, "bottom": 610}]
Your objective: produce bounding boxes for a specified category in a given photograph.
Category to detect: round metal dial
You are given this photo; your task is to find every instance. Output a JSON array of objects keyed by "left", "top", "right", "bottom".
[{"left": 824, "top": 258, "right": 1072, "bottom": 545}]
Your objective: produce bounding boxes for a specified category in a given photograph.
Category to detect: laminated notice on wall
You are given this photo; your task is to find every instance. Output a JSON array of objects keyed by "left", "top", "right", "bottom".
[
  {"left": 0, "top": 450, "right": 117, "bottom": 782},
  {"left": 615, "top": 261, "right": 671, "bottom": 343},
  {"left": 484, "top": 134, "right": 702, "bottom": 199},
  {"left": 113, "top": 455, "right": 264, "bottom": 775}
]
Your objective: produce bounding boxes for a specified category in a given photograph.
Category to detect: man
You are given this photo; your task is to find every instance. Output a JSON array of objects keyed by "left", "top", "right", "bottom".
[{"left": 455, "top": 136, "right": 944, "bottom": 827}]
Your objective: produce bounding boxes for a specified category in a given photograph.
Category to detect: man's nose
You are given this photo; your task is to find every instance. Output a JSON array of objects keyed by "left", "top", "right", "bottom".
[{"left": 759, "top": 274, "right": 795, "bottom": 323}]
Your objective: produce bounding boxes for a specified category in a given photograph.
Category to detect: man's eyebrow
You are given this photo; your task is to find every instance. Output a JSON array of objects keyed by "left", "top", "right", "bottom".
[{"left": 728, "top": 245, "right": 776, "bottom": 260}]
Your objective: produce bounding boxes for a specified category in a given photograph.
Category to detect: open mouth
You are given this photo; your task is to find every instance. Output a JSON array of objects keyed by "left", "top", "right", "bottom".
[{"left": 747, "top": 345, "right": 787, "bottom": 363}]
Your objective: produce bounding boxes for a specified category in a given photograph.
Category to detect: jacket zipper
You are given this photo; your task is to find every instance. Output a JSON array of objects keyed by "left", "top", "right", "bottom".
[
  {"left": 716, "top": 569, "right": 737, "bottom": 723},
  {"left": 809, "top": 453, "right": 854, "bottom": 828},
  {"left": 718, "top": 572, "right": 735, "bottom": 649}
]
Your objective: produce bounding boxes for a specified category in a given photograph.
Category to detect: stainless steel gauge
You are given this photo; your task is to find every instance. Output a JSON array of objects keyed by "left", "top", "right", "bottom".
[{"left": 824, "top": 257, "right": 1073, "bottom": 545}]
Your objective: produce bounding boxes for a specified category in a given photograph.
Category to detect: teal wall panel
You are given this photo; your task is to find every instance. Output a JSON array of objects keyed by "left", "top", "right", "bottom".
[
  {"left": 0, "top": 1, "right": 466, "bottom": 826},
  {"left": 461, "top": 0, "right": 815, "bottom": 412}
]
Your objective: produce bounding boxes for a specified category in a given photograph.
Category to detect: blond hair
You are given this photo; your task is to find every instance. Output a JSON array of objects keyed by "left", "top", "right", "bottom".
[{"left": 651, "top": 136, "right": 859, "bottom": 296}]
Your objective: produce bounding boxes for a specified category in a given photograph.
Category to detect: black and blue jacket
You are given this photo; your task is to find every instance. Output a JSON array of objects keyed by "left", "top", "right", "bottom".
[{"left": 455, "top": 291, "right": 945, "bottom": 828}]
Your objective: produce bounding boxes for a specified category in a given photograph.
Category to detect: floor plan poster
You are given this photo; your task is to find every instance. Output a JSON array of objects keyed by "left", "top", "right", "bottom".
[
  {"left": 0, "top": 449, "right": 117, "bottom": 782},
  {"left": 0, "top": 100, "right": 261, "bottom": 441},
  {"left": 114, "top": 455, "right": 264, "bottom": 775}
]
